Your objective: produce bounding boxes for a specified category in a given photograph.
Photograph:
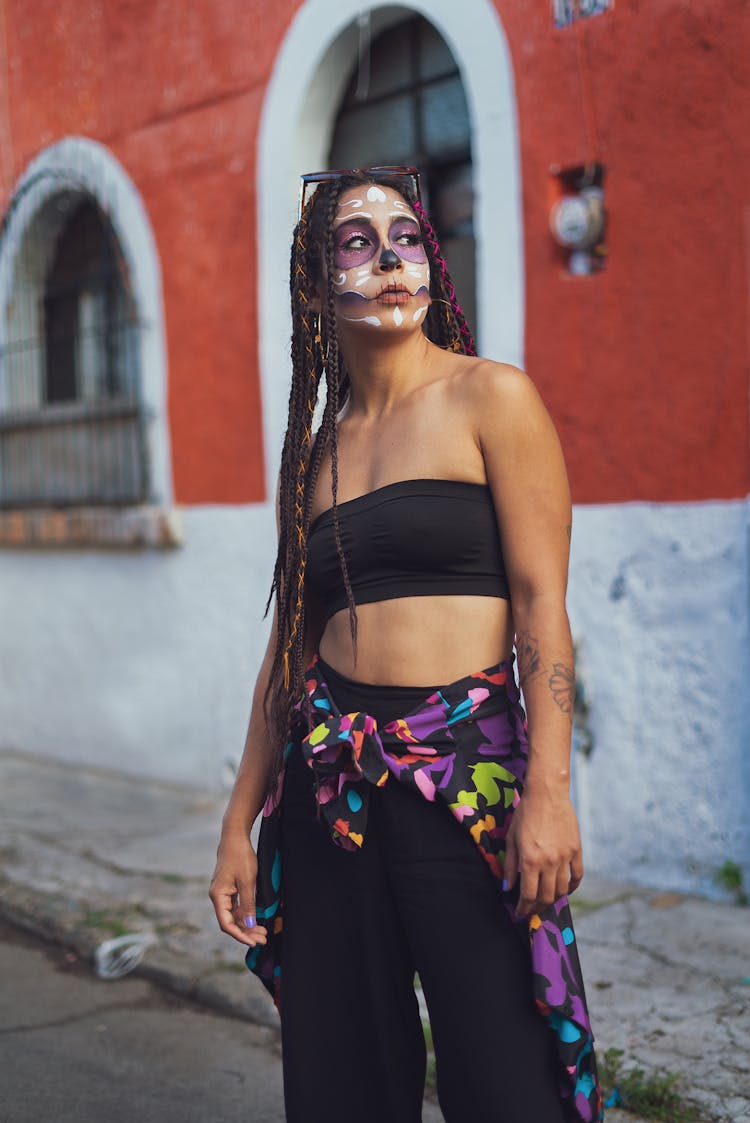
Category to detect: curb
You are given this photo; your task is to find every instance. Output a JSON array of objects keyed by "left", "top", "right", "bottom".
[{"left": 0, "top": 878, "right": 280, "bottom": 1036}]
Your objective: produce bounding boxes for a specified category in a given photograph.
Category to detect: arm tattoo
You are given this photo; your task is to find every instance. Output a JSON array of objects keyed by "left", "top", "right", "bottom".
[
  {"left": 548, "top": 662, "right": 575, "bottom": 720},
  {"left": 515, "top": 630, "right": 544, "bottom": 686}
]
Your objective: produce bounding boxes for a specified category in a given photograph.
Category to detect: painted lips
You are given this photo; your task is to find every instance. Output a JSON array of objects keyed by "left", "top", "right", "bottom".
[
  {"left": 336, "top": 284, "right": 431, "bottom": 318},
  {"left": 376, "top": 284, "right": 413, "bottom": 304}
]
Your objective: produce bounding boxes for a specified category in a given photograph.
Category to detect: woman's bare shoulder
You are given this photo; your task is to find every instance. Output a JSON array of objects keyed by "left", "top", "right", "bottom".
[
  {"left": 462, "top": 355, "right": 532, "bottom": 393},
  {"left": 440, "top": 355, "right": 543, "bottom": 421}
]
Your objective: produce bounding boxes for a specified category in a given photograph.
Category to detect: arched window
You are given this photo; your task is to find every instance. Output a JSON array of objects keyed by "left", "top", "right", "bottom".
[
  {"left": 329, "top": 14, "right": 476, "bottom": 335},
  {"left": 1, "top": 191, "right": 145, "bottom": 507}
]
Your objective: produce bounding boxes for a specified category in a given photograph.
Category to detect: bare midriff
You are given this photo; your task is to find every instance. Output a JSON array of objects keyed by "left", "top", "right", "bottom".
[{"left": 317, "top": 594, "right": 514, "bottom": 687}]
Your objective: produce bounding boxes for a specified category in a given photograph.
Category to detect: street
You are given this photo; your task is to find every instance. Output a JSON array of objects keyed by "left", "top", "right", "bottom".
[
  {"left": 0, "top": 919, "right": 286, "bottom": 1123},
  {"left": 1, "top": 919, "right": 448, "bottom": 1123}
]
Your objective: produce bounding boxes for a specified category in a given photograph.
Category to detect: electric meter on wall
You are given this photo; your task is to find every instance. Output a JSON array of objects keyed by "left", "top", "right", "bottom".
[{"left": 550, "top": 187, "right": 604, "bottom": 250}]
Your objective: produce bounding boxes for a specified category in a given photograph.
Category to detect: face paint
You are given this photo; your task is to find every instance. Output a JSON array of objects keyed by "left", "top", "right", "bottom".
[
  {"left": 333, "top": 223, "right": 379, "bottom": 270},
  {"left": 388, "top": 220, "right": 428, "bottom": 265},
  {"left": 331, "top": 185, "right": 431, "bottom": 330},
  {"left": 333, "top": 218, "right": 428, "bottom": 270}
]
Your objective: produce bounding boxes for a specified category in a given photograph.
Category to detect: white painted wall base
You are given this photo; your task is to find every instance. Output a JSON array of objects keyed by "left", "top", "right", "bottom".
[
  {"left": 0, "top": 505, "right": 275, "bottom": 791},
  {"left": 1, "top": 496, "right": 747, "bottom": 899},
  {"left": 568, "top": 497, "right": 750, "bottom": 900}
]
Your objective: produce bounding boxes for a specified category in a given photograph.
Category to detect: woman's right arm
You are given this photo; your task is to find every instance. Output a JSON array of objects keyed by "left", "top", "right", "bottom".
[
  {"left": 209, "top": 574, "right": 326, "bottom": 950},
  {"left": 208, "top": 626, "right": 277, "bottom": 949},
  {"left": 210, "top": 453, "right": 327, "bottom": 948}
]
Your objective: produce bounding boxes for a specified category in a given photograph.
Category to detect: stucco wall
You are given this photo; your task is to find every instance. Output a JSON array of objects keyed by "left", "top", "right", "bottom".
[
  {"left": 0, "top": 0, "right": 748, "bottom": 899},
  {"left": 1, "top": 0, "right": 274, "bottom": 504},
  {"left": 3, "top": 0, "right": 746, "bottom": 506},
  {"left": 568, "top": 499, "right": 750, "bottom": 895},
  {"left": 0, "top": 506, "right": 274, "bottom": 790},
  {"left": 2, "top": 495, "right": 747, "bottom": 898},
  {"left": 501, "top": 0, "right": 750, "bottom": 504}
]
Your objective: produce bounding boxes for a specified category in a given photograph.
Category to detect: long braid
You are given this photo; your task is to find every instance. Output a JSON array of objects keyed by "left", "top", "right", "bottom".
[
  {"left": 321, "top": 188, "right": 359, "bottom": 656},
  {"left": 413, "top": 199, "right": 477, "bottom": 357},
  {"left": 281, "top": 304, "right": 317, "bottom": 689},
  {"left": 265, "top": 172, "right": 476, "bottom": 771},
  {"left": 265, "top": 179, "right": 359, "bottom": 763},
  {"left": 265, "top": 202, "right": 324, "bottom": 756},
  {"left": 285, "top": 185, "right": 358, "bottom": 699}
]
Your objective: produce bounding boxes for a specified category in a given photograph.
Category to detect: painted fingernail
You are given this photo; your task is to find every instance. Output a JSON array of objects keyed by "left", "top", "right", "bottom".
[
  {"left": 244, "top": 915, "right": 256, "bottom": 929},
  {"left": 502, "top": 879, "right": 509, "bottom": 891}
]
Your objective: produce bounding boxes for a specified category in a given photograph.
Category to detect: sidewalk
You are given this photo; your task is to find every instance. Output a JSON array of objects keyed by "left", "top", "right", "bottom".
[{"left": 1, "top": 747, "right": 747, "bottom": 1123}]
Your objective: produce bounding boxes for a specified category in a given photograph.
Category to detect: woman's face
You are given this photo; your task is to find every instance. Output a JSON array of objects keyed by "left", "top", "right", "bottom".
[{"left": 328, "top": 183, "right": 431, "bottom": 332}]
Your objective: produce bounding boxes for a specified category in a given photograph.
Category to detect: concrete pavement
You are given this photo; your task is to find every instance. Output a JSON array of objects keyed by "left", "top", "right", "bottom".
[
  {"left": 1, "top": 747, "right": 748, "bottom": 1122},
  {"left": 1, "top": 919, "right": 287, "bottom": 1123}
]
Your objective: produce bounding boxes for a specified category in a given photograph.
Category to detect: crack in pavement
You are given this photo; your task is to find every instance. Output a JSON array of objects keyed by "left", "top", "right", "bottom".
[
  {"left": 619, "top": 898, "right": 748, "bottom": 987},
  {"left": 0, "top": 998, "right": 161, "bottom": 1037},
  {"left": 3, "top": 831, "right": 206, "bottom": 884}
]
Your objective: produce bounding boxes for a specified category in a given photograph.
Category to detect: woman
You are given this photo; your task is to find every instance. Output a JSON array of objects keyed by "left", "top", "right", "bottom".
[{"left": 210, "top": 167, "right": 601, "bottom": 1123}]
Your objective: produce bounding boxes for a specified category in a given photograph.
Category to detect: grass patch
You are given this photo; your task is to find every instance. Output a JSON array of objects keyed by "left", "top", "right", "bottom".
[
  {"left": 154, "top": 920, "right": 200, "bottom": 937},
  {"left": 81, "top": 909, "right": 131, "bottom": 938},
  {"left": 714, "top": 859, "right": 748, "bottom": 906},
  {"left": 598, "top": 1047, "right": 700, "bottom": 1121},
  {"left": 423, "top": 1028, "right": 700, "bottom": 1118},
  {"left": 569, "top": 890, "right": 635, "bottom": 917}
]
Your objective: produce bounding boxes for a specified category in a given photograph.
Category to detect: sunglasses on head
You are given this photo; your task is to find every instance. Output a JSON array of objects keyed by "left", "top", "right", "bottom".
[{"left": 297, "top": 165, "right": 422, "bottom": 221}]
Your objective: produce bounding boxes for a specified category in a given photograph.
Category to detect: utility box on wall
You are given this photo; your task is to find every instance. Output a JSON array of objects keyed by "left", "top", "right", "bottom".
[{"left": 548, "top": 164, "right": 606, "bottom": 275}]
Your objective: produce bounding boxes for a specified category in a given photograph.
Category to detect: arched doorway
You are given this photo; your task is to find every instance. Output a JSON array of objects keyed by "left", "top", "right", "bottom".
[
  {"left": 257, "top": 0, "right": 523, "bottom": 491},
  {"left": 329, "top": 13, "right": 476, "bottom": 334}
]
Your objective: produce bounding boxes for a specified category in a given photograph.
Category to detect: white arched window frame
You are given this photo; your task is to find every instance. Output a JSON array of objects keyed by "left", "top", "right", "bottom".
[
  {"left": 329, "top": 13, "right": 477, "bottom": 335},
  {"left": 0, "top": 136, "right": 175, "bottom": 544},
  {"left": 257, "top": 0, "right": 524, "bottom": 493}
]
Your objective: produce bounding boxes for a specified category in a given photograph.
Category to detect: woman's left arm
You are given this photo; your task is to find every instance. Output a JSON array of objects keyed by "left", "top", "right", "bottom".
[{"left": 476, "top": 362, "right": 583, "bottom": 917}]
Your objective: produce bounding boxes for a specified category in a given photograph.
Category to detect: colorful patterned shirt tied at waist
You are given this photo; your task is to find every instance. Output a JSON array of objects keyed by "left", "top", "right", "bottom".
[
  {"left": 301, "top": 668, "right": 524, "bottom": 866},
  {"left": 247, "top": 654, "right": 603, "bottom": 1123}
]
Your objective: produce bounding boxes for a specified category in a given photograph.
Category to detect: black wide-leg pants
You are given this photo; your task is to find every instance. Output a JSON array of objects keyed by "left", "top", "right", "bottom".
[{"left": 279, "top": 665, "right": 567, "bottom": 1123}]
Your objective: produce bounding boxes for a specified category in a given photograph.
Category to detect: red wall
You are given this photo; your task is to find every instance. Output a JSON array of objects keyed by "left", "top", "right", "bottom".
[
  {"left": 499, "top": 0, "right": 749, "bottom": 503},
  {"left": 1, "top": 0, "right": 281, "bottom": 504},
  {"left": 1, "top": 0, "right": 747, "bottom": 505}
]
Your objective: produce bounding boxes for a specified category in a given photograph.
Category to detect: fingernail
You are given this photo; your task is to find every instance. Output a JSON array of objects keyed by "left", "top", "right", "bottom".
[
  {"left": 502, "top": 879, "right": 509, "bottom": 891},
  {"left": 244, "top": 915, "right": 256, "bottom": 929}
]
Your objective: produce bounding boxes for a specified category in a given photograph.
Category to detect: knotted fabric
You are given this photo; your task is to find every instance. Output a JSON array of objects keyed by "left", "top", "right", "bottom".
[
  {"left": 246, "top": 654, "right": 602, "bottom": 1123},
  {"left": 300, "top": 682, "right": 521, "bottom": 863}
]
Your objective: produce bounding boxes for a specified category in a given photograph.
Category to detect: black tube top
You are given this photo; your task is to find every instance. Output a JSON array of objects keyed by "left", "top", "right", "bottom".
[{"left": 306, "top": 479, "right": 510, "bottom": 619}]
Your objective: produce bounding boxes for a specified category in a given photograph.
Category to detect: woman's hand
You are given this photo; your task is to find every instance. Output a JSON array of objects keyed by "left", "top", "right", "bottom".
[
  {"left": 209, "top": 830, "right": 268, "bottom": 948},
  {"left": 503, "top": 786, "right": 583, "bottom": 917}
]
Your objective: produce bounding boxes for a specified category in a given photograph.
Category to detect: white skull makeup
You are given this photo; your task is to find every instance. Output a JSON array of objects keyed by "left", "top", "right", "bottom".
[{"left": 331, "top": 185, "right": 431, "bottom": 331}]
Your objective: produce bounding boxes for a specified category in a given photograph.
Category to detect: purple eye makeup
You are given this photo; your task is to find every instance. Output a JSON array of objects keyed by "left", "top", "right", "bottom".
[
  {"left": 333, "top": 224, "right": 378, "bottom": 269},
  {"left": 333, "top": 220, "right": 426, "bottom": 270},
  {"left": 389, "top": 221, "right": 427, "bottom": 264}
]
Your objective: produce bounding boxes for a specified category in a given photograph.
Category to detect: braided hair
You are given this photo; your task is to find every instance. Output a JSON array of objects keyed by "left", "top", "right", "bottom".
[{"left": 264, "top": 172, "right": 477, "bottom": 767}]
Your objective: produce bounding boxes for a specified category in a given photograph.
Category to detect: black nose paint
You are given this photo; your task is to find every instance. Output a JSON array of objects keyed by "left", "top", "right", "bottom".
[{"left": 378, "top": 248, "right": 400, "bottom": 270}]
